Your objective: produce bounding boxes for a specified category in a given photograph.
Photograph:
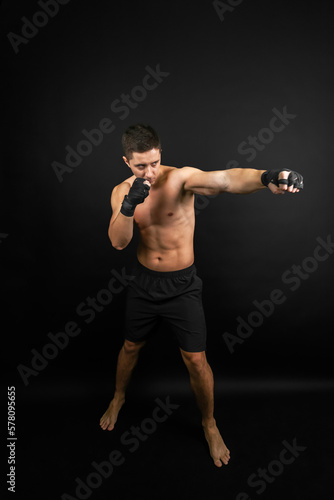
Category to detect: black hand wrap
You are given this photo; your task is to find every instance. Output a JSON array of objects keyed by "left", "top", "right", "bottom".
[
  {"left": 120, "top": 178, "right": 150, "bottom": 217},
  {"left": 261, "top": 169, "right": 304, "bottom": 190}
]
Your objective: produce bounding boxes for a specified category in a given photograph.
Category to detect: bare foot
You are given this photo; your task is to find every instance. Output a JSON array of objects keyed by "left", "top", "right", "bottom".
[
  {"left": 203, "top": 421, "right": 230, "bottom": 467},
  {"left": 100, "top": 397, "right": 125, "bottom": 431}
]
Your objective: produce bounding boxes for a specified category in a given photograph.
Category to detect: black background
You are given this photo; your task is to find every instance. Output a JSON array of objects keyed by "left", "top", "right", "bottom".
[{"left": 2, "top": 1, "right": 334, "bottom": 499}]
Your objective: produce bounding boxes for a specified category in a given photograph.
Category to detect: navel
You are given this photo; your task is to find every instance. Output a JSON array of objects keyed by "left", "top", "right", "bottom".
[{"left": 167, "top": 212, "right": 173, "bottom": 216}]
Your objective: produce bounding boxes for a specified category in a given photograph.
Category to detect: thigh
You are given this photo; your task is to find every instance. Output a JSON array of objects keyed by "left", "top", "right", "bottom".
[
  {"left": 162, "top": 276, "right": 207, "bottom": 353},
  {"left": 124, "top": 289, "right": 160, "bottom": 344}
]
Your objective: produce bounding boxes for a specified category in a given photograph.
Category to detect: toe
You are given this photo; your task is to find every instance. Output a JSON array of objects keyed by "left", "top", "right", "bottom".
[
  {"left": 100, "top": 417, "right": 108, "bottom": 430},
  {"left": 221, "top": 449, "right": 230, "bottom": 465},
  {"left": 214, "top": 458, "right": 223, "bottom": 467}
]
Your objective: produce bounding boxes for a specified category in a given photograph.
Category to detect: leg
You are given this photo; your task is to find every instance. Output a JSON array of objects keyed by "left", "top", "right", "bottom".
[
  {"left": 180, "top": 349, "right": 230, "bottom": 466},
  {"left": 100, "top": 339, "right": 145, "bottom": 431}
]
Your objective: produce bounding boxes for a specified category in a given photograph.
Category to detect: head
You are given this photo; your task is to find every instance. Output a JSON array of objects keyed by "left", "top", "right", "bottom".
[{"left": 122, "top": 124, "right": 162, "bottom": 185}]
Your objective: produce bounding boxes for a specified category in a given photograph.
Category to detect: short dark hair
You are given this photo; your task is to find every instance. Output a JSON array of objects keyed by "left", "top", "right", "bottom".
[{"left": 122, "top": 123, "right": 161, "bottom": 159}]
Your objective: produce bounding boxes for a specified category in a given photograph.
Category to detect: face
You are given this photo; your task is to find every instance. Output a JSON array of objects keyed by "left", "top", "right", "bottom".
[{"left": 123, "top": 148, "right": 161, "bottom": 186}]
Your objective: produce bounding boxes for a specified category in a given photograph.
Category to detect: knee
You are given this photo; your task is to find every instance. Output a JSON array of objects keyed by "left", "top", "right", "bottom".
[
  {"left": 123, "top": 339, "right": 145, "bottom": 355},
  {"left": 181, "top": 350, "right": 207, "bottom": 374}
]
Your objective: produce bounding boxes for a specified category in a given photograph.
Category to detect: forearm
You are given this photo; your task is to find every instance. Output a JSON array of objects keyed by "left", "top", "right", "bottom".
[
  {"left": 223, "top": 168, "right": 267, "bottom": 194},
  {"left": 108, "top": 212, "right": 134, "bottom": 250}
]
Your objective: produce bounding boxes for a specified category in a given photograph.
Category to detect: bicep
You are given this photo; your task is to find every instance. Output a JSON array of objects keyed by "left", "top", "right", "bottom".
[{"left": 183, "top": 167, "right": 228, "bottom": 196}]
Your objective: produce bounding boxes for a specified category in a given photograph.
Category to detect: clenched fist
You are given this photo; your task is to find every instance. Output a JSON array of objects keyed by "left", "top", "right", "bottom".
[{"left": 120, "top": 178, "right": 151, "bottom": 217}]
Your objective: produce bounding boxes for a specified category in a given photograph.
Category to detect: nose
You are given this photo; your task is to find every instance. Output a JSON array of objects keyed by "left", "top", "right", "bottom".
[{"left": 145, "top": 167, "right": 153, "bottom": 179}]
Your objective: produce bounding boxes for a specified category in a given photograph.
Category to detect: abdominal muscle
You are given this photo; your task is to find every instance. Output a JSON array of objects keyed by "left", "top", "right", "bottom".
[{"left": 136, "top": 222, "right": 195, "bottom": 272}]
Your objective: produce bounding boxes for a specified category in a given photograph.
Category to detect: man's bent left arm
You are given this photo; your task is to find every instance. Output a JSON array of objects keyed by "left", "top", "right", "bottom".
[{"left": 183, "top": 167, "right": 304, "bottom": 196}]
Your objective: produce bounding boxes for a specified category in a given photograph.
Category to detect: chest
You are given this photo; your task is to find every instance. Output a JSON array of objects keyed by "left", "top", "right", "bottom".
[{"left": 134, "top": 184, "right": 184, "bottom": 229}]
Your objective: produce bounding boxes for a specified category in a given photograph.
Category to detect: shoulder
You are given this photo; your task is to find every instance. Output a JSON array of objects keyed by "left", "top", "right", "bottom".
[
  {"left": 165, "top": 165, "right": 200, "bottom": 182},
  {"left": 171, "top": 166, "right": 204, "bottom": 190},
  {"left": 166, "top": 165, "right": 199, "bottom": 174}
]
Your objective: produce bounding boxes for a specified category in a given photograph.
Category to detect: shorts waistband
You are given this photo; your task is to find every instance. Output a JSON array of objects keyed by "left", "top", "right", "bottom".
[{"left": 135, "top": 260, "right": 196, "bottom": 278}]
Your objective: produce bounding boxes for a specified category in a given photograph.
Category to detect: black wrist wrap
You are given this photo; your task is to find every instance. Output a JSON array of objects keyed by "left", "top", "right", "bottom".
[{"left": 120, "top": 196, "right": 135, "bottom": 217}]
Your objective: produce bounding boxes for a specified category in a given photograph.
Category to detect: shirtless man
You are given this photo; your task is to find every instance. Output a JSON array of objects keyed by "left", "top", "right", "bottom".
[{"left": 100, "top": 124, "right": 304, "bottom": 467}]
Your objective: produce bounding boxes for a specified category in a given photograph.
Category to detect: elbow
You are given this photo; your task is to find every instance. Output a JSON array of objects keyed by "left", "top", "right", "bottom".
[
  {"left": 108, "top": 225, "right": 132, "bottom": 250},
  {"left": 108, "top": 233, "right": 128, "bottom": 251},
  {"left": 112, "top": 243, "right": 127, "bottom": 251}
]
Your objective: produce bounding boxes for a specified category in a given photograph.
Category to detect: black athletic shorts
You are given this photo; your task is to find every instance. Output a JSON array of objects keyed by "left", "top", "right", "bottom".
[{"left": 124, "top": 260, "right": 207, "bottom": 352}]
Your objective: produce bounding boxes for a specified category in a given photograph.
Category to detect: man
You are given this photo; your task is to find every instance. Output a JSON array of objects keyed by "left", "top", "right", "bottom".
[{"left": 100, "top": 123, "right": 304, "bottom": 467}]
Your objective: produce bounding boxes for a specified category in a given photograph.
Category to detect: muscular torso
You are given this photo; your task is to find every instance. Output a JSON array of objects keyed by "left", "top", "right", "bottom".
[{"left": 122, "top": 166, "right": 195, "bottom": 271}]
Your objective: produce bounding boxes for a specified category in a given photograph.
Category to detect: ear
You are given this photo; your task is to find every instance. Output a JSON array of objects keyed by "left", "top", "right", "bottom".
[{"left": 122, "top": 156, "right": 130, "bottom": 168}]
